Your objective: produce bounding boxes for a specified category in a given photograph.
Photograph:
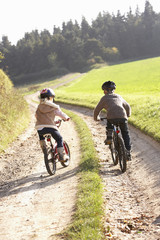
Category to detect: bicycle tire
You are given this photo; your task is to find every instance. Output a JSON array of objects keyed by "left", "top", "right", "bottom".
[
  {"left": 109, "top": 134, "right": 118, "bottom": 165},
  {"left": 44, "top": 147, "right": 56, "bottom": 175},
  {"left": 60, "top": 141, "right": 71, "bottom": 167},
  {"left": 117, "top": 137, "right": 127, "bottom": 173}
]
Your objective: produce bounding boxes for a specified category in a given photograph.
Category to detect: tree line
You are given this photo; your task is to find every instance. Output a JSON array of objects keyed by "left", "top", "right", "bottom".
[{"left": 0, "top": 1, "right": 160, "bottom": 85}]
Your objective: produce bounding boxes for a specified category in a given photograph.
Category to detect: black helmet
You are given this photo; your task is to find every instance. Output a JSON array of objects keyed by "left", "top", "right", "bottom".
[
  {"left": 102, "top": 81, "right": 116, "bottom": 91},
  {"left": 40, "top": 88, "right": 55, "bottom": 99}
]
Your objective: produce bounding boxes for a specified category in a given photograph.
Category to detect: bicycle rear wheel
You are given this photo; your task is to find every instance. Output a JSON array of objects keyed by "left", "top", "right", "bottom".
[
  {"left": 109, "top": 134, "right": 118, "bottom": 165},
  {"left": 44, "top": 147, "right": 56, "bottom": 175},
  {"left": 117, "top": 137, "right": 127, "bottom": 173},
  {"left": 60, "top": 141, "right": 71, "bottom": 167}
]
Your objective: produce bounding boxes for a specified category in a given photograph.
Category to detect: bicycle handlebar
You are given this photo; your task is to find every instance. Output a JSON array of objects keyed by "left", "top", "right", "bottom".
[{"left": 55, "top": 118, "right": 69, "bottom": 128}]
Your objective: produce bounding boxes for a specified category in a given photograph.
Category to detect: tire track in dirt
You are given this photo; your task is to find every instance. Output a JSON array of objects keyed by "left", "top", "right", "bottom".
[
  {"left": 59, "top": 103, "right": 160, "bottom": 240},
  {"left": 0, "top": 95, "right": 80, "bottom": 240},
  {"left": 0, "top": 83, "right": 160, "bottom": 239}
]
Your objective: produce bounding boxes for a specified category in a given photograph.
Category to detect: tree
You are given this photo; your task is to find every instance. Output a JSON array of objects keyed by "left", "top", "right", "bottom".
[
  {"left": 83, "top": 38, "right": 105, "bottom": 59},
  {"left": 124, "top": 8, "right": 138, "bottom": 58},
  {"left": 152, "top": 14, "right": 160, "bottom": 55},
  {"left": 0, "top": 51, "right": 4, "bottom": 62},
  {"left": 0, "top": 0, "right": 160, "bottom": 79},
  {"left": 0, "top": 36, "right": 12, "bottom": 53},
  {"left": 81, "top": 17, "right": 91, "bottom": 40},
  {"left": 142, "top": 0, "right": 156, "bottom": 54}
]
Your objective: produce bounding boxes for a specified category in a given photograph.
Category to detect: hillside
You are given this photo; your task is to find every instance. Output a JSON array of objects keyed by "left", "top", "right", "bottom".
[
  {"left": 0, "top": 70, "right": 30, "bottom": 152},
  {"left": 0, "top": 71, "right": 160, "bottom": 239},
  {"left": 55, "top": 57, "right": 160, "bottom": 142},
  {"left": 0, "top": 91, "right": 160, "bottom": 239}
]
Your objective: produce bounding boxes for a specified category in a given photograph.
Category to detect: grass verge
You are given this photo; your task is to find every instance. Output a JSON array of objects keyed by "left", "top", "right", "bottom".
[
  {"left": 58, "top": 109, "right": 105, "bottom": 240},
  {"left": 0, "top": 90, "right": 30, "bottom": 153},
  {"left": 0, "top": 69, "right": 30, "bottom": 153}
]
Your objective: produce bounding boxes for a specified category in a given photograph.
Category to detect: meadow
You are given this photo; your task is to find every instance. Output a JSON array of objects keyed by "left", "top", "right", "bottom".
[
  {"left": 55, "top": 57, "right": 160, "bottom": 142},
  {"left": 1, "top": 57, "right": 159, "bottom": 238}
]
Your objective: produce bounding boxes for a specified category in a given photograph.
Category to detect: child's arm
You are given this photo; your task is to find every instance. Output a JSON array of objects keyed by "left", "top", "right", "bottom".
[
  {"left": 55, "top": 108, "right": 70, "bottom": 121},
  {"left": 94, "top": 98, "right": 104, "bottom": 121}
]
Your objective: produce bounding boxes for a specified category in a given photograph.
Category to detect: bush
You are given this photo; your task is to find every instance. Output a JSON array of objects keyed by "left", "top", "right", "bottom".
[
  {"left": 104, "top": 47, "right": 120, "bottom": 61},
  {"left": 0, "top": 69, "right": 13, "bottom": 95},
  {"left": 94, "top": 56, "right": 104, "bottom": 63}
]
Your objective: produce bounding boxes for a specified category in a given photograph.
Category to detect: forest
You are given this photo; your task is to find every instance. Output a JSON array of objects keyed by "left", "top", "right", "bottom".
[{"left": 0, "top": 0, "right": 160, "bottom": 85}]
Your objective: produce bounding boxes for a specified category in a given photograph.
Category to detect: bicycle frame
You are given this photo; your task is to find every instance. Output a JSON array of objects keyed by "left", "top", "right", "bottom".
[
  {"left": 45, "top": 133, "right": 69, "bottom": 160},
  {"left": 45, "top": 134, "right": 59, "bottom": 161}
]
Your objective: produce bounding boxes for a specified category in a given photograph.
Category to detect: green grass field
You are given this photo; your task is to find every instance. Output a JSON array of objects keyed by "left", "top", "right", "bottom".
[
  {"left": 55, "top": 57, "right": 160, "bottom": 142},
  {"left": 2, "top": 57, "right": 159, "bottom": 239}
]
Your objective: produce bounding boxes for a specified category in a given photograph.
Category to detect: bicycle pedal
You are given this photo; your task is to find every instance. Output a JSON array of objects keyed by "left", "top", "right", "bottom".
[
  {"left": 59, "top": 159, "right": 67, "bottom": 163},
  {"left": 104, "top": 139, "right": 112, "bottom": 145}
]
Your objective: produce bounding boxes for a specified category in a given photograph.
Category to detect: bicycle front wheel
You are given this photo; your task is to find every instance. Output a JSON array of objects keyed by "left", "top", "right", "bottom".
[
  {"left": 60, "top": 141, "right": 71, "bottom": 167},
  {"left": 44, "top": 147, "right": 56, "bottom": 175},
  {"left": 117, "top": 137, "right": 127, "bottom": 173}
]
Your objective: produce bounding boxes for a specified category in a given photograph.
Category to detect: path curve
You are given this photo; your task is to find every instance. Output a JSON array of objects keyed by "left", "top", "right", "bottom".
[{"left": 0, "top": 94, "right": 80, "bottom": 240}]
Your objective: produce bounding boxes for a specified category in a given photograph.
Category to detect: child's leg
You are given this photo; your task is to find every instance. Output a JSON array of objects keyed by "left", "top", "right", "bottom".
[
  {"left": 49, "top": 129, "right": 68, "bottom": 162},
  {"left": 119, "top": 120, "right": 131, "bottom": 151},
  {"left": 38, "top": 128, "right": 67, "bottom": 161},
  {"left": 49, "top": 128, "right": 63, "bottom": 148},
  {"left": 37, "top": 130, "right": 47, "bottom": 153},
  {"left": 105, "top": 120, "right": 114, "bottom": 144}
]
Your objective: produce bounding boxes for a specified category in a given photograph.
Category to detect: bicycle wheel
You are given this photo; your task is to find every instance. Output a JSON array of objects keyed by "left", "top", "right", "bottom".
[
  {"left": 109, "top": 134, "right": 118, "bottom": 165},
  {"left": 44, "top": 147, "right": 56, "bottom": 175},
  {"left": 117, "top": 137, "right": 127, "bottom": 173},
  {"left": 60, "top": 141, "right": 71, "bottom": 167}
]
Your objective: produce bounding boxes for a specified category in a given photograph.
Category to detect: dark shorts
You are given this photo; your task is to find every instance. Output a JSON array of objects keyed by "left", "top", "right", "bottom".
[{"left": 37, "top": 127, "right": 63, "bottom": 148}]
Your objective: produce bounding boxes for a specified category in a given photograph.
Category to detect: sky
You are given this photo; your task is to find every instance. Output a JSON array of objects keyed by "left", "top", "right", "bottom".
[{"left": 0, "top": 0, "right": 160, "bottom": 45}]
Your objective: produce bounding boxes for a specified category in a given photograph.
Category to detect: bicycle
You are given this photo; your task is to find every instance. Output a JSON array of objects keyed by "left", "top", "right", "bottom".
[
  {"left": 101, "top": 118, "right": 127, "bottom": 173},
  {"left": 43, "top": 119, "right": 70, "bottom": 176}
]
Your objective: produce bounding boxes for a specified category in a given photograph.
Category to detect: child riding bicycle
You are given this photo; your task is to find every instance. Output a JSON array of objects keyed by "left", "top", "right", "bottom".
[
  {"left": 93, "top": 81, "right": 131, "bottom": 160},
  {"left": 35, "top": 88, "right": 70, "bottom": 162}
]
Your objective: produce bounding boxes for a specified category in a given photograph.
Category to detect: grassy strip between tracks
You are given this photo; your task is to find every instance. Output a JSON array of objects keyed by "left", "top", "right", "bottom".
[{"left": 58, "top": 109, "right": 105, "bottom": 240}]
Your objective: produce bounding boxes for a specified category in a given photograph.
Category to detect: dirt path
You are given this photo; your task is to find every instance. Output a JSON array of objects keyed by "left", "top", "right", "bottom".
[
  {"left": 59, "top": 103, "right": 160, "bottom": 240},
  {"left": 0, "top": 91, "right": 160, "bottom": 239},
  {"left": 0, "top": 94, "right": 80, "bottom": 240}
]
